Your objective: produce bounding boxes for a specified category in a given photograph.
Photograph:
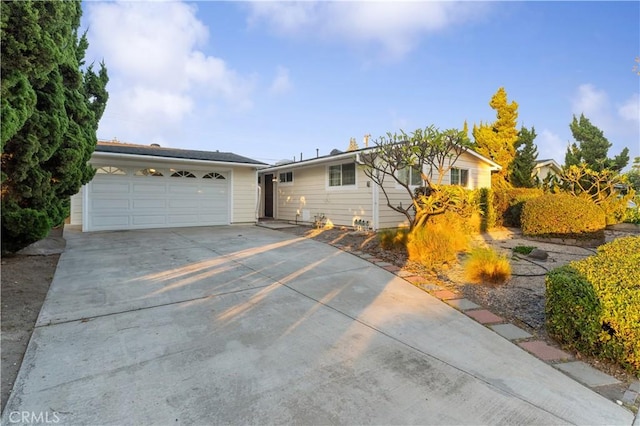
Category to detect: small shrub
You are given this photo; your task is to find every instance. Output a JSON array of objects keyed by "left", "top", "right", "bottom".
[
  {"left": 378, "top": 228, "right": 409, "bottom": 250},
  {"left": 407, "top": 217, "right": 469, "bottom": 268},
  {"left": 513, "top": 245, "right": 536, "bottom": 255},
  {"left": 477, "top": 188, "right": 497, "bottom": 232},
  {"left": 493, "top": 187, "right": 543, "bottom": 227},
  {"left": 598, "top": 195, "right": 632, "bottom": 225},
  {"left": 521, "top": 193, "right": 606, "bottom": 238},
  {"left": 464, "top": 246, "right": 511, "bottom": 284},
  {"left": 545, "top": 236, "right": 640, "bottom": 373},
  {"left": 414, "top": 185, "right": 480, "bottom": 232}
]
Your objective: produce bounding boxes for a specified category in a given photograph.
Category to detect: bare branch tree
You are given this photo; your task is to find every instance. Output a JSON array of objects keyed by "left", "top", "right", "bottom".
[{"left": 360, "top": 126, "right": 471, "bottom": 230}]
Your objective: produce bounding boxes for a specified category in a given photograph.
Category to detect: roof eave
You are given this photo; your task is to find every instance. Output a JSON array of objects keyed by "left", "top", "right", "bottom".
[
  {"left": 91, "top": 151, "right": 269, "bottom": 169},
  {"left": 259, "top": 150, "right": 363, "bottom": 173}
]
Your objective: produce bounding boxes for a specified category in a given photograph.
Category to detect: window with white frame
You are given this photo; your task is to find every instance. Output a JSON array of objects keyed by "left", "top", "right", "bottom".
[
  {"left": 279, "top": 171, "right": 293, "bottom": 183},
  {"left": 398, "top": 166, "right": 422, "bottom": 186},
  {"left": 450, "top": 168, "right": 469, "bottom": 187},
  {"left": 328, "top": 163, "right": 356, "bottom": 187}
]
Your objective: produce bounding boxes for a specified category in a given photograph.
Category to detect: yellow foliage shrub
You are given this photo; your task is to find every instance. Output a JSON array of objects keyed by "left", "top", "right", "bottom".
[
  {"left": 378, "top": 228, "right": 409, "bottom": 250},
  {"left": 463, "top": 246, "right": 511, "bottom": 284},
  {"left": 407, "top": 213, "right": 469, "bottom": 268}
]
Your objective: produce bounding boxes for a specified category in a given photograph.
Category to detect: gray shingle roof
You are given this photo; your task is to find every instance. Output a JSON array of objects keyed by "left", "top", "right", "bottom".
[{"left": 96, "top": 142, "right": 266, "bottom": 165}]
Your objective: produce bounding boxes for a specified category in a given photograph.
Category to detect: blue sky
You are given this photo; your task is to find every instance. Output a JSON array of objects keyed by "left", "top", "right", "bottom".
[{"left": 83, "top": 1, "right": 639, "bottom": 167}]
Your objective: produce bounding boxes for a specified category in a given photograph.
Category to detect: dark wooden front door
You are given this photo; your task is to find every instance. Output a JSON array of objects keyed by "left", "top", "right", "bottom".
[{"left": 264, "top": 174, "right": 273, "bottom": 218}]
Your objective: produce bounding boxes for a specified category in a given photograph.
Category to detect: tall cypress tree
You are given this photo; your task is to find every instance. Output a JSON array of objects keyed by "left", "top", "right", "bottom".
[
  {"left": 472, "top": 87, "right": 519, "bottom": 186},
  {"left": 1, "top": 0, "right": 108, "bottom": 253},
  {"left": 510, "top": 126, "right": 538, "bottom": 188},
  {"left": 564, "top": 114, "right": 629, "bottom": 172}
]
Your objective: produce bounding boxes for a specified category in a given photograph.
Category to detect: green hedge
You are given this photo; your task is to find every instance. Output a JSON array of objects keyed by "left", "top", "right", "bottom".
[
  {"left": 493, "top": 188, "right": 543, "bottom": 227},
  {"left": 521, "top": 193, "right": 605, "bottom": 238},
  {"left": 545, "top": 236, "right": 640, "bottom": 373},
  {"left": 477, "top": 188, "right": 497, "bottom": 231}
]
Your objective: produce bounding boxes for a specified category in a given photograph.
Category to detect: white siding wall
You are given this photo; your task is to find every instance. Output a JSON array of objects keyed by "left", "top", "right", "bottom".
[
  {"left": 70, "top": 190, "right": 83, "bottom": 225},
  {"left": 533, "top": 164, "right": 558, "bottom": 180},
  {"left": 375, "top": 151, "right": 495, "bottom": 229},
  {"left": 263, "top": 150, "right": 496, "bottom": 230},
  {"left": 273, "top": 163, "right": 374, "bottom": 228},
  {"left": 231, "top": 168, "right": 259, "bottom": 224}
]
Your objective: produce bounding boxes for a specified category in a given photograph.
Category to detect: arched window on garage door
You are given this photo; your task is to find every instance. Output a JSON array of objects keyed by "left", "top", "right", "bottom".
[
  {"left": 170, "top": 170, "right": 196, "bottom": 178},
  {"left": 96, "top": 166, "right": 127, "bottom": 175},
  {"left": 202, "top": 172, "right": 226, "bottom": 180},
  {"left": 135, "top": 168, "right": 163, "bottom": 176}
]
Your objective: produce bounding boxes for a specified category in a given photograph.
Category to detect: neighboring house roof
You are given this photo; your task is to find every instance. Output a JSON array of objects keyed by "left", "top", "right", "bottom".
[
  {"left": 533, "top": 159, "right": 562, "bottom": 174},
  {"left": 95, "top": 141, "right": 267, "bottom": 166},
  {"left": 260, "top": 145, "right": 502, "bottom": 173}
]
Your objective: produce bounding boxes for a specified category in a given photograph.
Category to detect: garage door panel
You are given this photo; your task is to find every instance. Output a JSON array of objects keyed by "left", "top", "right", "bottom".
[
  {"left": 87, "top": 170, "right": 231, "bottom": 231},
  {"left": 92, "top": 182, "right": 130, "bottom": 194},
  {"left": 133, "top": 183, "right": 166, "bottom": 193},
  {"left": 200, "top": 202, "right": 228, "bottom": 212},
  {"left": 200, "top": 186, "right": 227, "bottom": 195},
  {"left": 168, "top": 184, "right": 199, "bottom": 194},
  {"left": 92, "top": 199, "right": 129, "bottom": 210},
  {"left": 92, "top": 215, "right": 130, "bottom": 227},
  {"left": 132, "top": 215, "right": 166, "bottom": 225},
  {"left": 168, "top": 199, "right": 199, "bottom": 209},
  {"left": 133, "top": 199, "right": 166, "bottom": 209},
  {"left": 168, "top": 214, "right": 200, "bottom": 224}
]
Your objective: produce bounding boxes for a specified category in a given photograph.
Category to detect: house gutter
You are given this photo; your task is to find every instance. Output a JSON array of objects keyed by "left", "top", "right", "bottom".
[
  {"left": 91, "top": 151, "right": 269, "bottom": 169},
  {"left": 260, "top": 146, "right": 502, "bottom": 173},
  {"left": 259, "top": 150, "right": 365, "bottom": 173}
]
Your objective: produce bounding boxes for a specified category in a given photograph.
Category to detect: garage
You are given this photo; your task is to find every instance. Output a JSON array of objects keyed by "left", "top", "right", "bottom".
[
  {"left": 86, "top": 167, "right": 230, "bottom": 231},
  {"left": 71, "top": 141, "right": 265, "bottom": 232}
]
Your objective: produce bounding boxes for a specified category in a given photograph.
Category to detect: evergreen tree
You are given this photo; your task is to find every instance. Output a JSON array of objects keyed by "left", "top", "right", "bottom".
[
  {"left": 510, "top": 126, "right": 538, "bottom": 188},
  {"left": 564, "top": 114, "right": 629, "bottom": 172},
  {"left": 472, "top": 87, "right": 519, "bottom": 186},
  {"left": 625, "top": 157, "right": 640, "bottom": 192},
  {"left": 1, "top": 0, "right": 108, "bottom": 253}
]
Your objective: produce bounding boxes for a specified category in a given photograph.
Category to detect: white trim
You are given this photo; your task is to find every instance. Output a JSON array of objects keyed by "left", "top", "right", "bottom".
[
  {"left": 229, "top": 169, "right": 234, "bottom": 224},
  {"left": 262, "top": 152, "right": 359, "bottom": 173},
  {"left": 81, "top": 184, "right": 89, "bottom": 232},
  {"left": 372, "top": 182, "right": 379, "bottom": 230},
  {"left": 325, "top": 162, "right": 358, "bottom": 191},
  {"left": 277, "top": 170, "right": 294, "bottom": 186},
  {"left": 260, "top": 146, "right": 501, "bottom": 174},
  {"left": 463, "top": 149, "right": 502, "bottom": 170},
  {"left": 92, "top": 151, "right": 266, "bottom": 169}
]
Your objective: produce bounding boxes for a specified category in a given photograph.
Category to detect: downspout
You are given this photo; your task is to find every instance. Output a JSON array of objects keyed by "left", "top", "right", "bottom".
[{"left": 256, "top": 184, "right": 261, "bottom": 223}]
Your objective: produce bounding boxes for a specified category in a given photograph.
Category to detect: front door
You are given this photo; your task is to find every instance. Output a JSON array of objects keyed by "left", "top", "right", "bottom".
[{"left": 264, "top": 174, "right": 273, "bottom": 218}]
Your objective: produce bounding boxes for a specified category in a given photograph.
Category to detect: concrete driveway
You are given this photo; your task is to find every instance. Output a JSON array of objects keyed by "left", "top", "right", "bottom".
[{"left": 2, "top": 226, "right": 633, "bottom": 425}]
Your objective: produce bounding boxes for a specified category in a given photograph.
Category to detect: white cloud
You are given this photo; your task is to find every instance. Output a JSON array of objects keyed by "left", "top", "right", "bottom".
[
  {"left": 618, "top": 93, "right": 639, "bottom": 122},
  {"left": 571, "top": 84, "right": 610, "bottom": 122},
  {"left": 269, "top": 66, "right": 293, "bottom": 95},
  {"left": 246, "top": 1, "right": 490, "bottom": 59},
  {"left": 537, "top": 129, "right": 567, "bottom": 164},
  {"left": 85, "top": 1, "right": 255, "bottom": 145}
]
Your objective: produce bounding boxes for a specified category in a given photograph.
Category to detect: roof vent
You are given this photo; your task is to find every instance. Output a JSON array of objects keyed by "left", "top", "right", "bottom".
[
  {"left": 150, "top": 143, "right": 161, "bottom": 147},
  {"left": 330, "top": 149, "right": 343, "bottom": 155}
]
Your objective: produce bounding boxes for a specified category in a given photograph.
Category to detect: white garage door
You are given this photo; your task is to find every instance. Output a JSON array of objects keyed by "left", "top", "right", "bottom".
[{"left": 86, "top": 167, "right": 230, "bottom": 231}]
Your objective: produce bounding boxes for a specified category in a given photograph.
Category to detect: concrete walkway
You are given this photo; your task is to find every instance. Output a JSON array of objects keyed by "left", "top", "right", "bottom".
[{"left": 2, "top": 226, "right": 634, "bottom": 425}]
